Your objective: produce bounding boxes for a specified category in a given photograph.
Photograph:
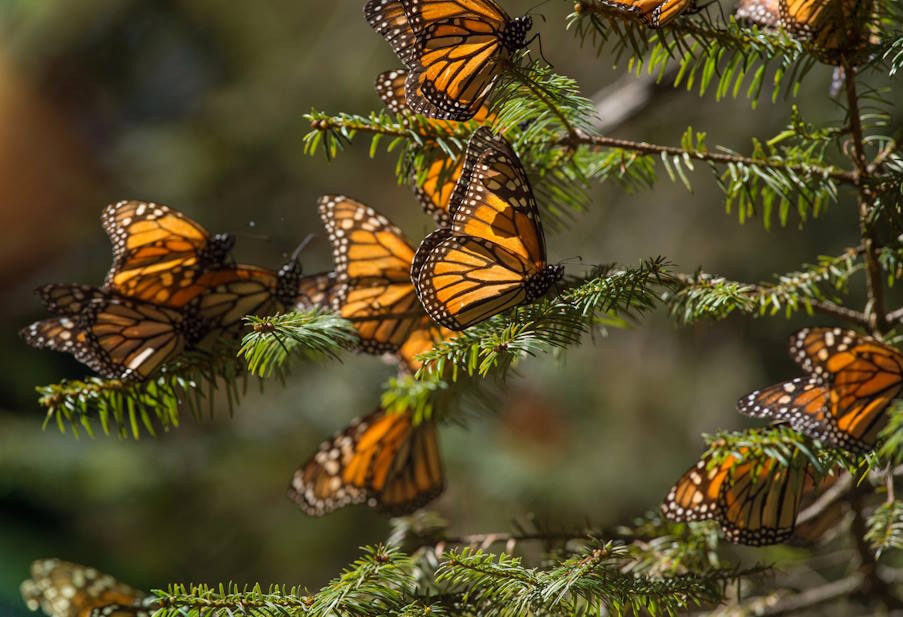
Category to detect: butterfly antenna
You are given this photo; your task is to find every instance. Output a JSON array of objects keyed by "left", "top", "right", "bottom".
[
  {"left": 525, "top": 32, "right": 553, "bottom": 68},
  {"left": 525, "top": 0, "right": 553, "bottom": 16},
  {"left": 289, "top": 233, "right": 316, "bottom": 262}
]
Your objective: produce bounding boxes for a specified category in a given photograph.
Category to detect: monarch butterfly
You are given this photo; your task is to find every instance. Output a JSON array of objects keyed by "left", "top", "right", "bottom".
[
  {"left": 102, "top": 200, "right": 235, "bottom": 307},
  {"left": 288, "top": 406, "right": 443, "bottom": 515},
  {"left": 412, "top": 127, "right": 563, "bottom": 330},
  {"left": 662, "top": 446, "right": 810, "bottom": 545},
  {"left": 365, "top": 0, "right": 533, "bottom": 120},
  {"left": 599, "top": 0, "right": 696, "bottom": 27},
  {"left": 317, "top": 195, "right": 455, "bottom": 372},
  {"left": 22, "top": 261, "right": 307, "bottom": 381},
  {"left": 780, "top": 0, "right": 874, "bottom": 57},
  {"left": 739, "top": 328, "right": 903, "bottom": 455},
  {"left": 20, "top": 558, "right": 150, "bottom": 617}
]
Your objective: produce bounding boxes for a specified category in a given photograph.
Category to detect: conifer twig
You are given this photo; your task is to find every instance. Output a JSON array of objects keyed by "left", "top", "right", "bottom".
[{"left": 563, "top": 130, "right": 857, "bottom": 183}]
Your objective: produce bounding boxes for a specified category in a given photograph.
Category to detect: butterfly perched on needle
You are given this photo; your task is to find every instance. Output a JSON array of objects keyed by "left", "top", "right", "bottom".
[
  {"left": 289, "top": 406, "right": 443, "bottom": 515},
  {"left": 316, "top": 195, "right": 455, "bottom": 372},
  {"left": 365, "top": 0, "right": 533, "bottom": 120},
  {"left": 662, "top": 445, "right": 811, "bottom": 545},
  {"left": 412, "top": 127, "right": 563, "bottom": 331},
  {"left": 598, "top": 0, "right": 696, "bottom": 27},
  {"left": 20, "top": 558, "right": 151, "bottom": 617},
  {"left": 102, "top": 200, "right": 235, "bottom": 306},
  {"left": 738, "top": 327, "right": 903, "bottom": 455},
  {"left": 376, "top": 69, "right": 494, "bottom": 226}
]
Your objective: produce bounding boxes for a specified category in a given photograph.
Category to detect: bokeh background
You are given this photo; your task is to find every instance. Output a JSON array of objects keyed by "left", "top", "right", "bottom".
[{"left": 0, "top": 2, "right": 899, "bottom": 613}]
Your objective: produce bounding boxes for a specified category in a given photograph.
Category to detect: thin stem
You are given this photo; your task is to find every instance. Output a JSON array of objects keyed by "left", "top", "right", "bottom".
[
  {"left": 511, "top": 67, "right": 579, "bottom": 138},
  {"left": 564, "top": 130, "right": 857, "bottom": 183},
  {"left": 849, "top": 490, "right": 903, "bottom": 610},
  {"left": 843, "top": 59, "right": 887, "bottom": 333},
  {"left": 309, "top": 114, "right": 857, "bottom": 184}
]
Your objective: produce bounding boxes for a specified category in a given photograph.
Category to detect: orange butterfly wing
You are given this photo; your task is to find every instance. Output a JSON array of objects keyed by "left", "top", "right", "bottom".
[
  {"left": 288, "top": 407, "right": 443, "bottom": 515},
  {"left": 318, "top": 195, "right": 423, "bottom": 354},
  {"left": 738, "top": 376, "right": 833, "bottom": 444},
  {"left": 789, "top": 327, "right": 903, "bottom": 453},
  {"left": 102, "top": 200, "right": 234, "bottom": 307},
  {"left": 662, "top": 448, "right": 808, "bottom": 545},
  {"left": 370, "top": 0, "right": 531, "bottom": 120},
  {"left": 412, "top": 128, "right": 562, "bottom": 330},
  {"left": 20, "top": 559, "right": 148, "bottom": 617}
]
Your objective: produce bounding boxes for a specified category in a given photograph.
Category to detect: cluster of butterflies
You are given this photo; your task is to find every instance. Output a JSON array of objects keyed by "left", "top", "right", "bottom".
[
  {"left": 662, "top": 327, "right": 903, "bottom": 545},
  {"left": 19, "top": 200, "right": 317, "bottom": 382},
  {"left": 20, "top": 0, "right": 564, "bottom": 534}
]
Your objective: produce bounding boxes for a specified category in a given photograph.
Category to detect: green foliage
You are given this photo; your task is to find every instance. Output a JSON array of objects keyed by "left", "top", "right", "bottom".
[
  {"left": 668, "top": 248, "right": 863, "bottom": 324},
  {"left": 415, "top": 259, "right": 672, "bottom": 381},
  {"left": 866, "top": 500, "right": 903, "bottom": 557},
  {"left": 568, "top": 1, "right": 813, "bottom": 103},
  {"left": 35, "top": 350, "right": 244, "bottom": 440},
  {"left": 35, "top": 313, "right": 357, "bottom": 439},
  {"left": 239, "top": 310, "right": 358, "bottom": 378}
]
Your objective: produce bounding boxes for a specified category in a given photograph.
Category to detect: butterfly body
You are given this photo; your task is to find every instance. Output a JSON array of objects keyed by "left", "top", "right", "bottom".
[{"left": 412, "top": 127, "right": 561, "bottom": 330}]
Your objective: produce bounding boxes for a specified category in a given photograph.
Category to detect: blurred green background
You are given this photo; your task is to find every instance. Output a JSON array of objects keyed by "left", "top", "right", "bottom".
[{"left": 0, "top": 1, "right": 897, "bottom": 613}]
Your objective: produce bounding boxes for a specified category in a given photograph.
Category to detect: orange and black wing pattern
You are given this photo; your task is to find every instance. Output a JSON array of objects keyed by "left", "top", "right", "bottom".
[
  {"left": 365, "top": 0, "right": 420, "bottom": 67},
  {"left": 102, "top": 200, "right": 234, "bottom": 307},
  {"left": 294, "top": 271, "right": 338, "bottom": 311},
  {"left": 413, "top": 156, "right": 464, "bottom": 226},
  {"left": 367, "top": 0, "right": 531, "bottom": 120},
  {"left": 412, "top": 127, "right": 562, "bottom": 330},
  {"left": 779, "top": 0, "right": 873, "bottom": 56},
  {"left": 736, "top": 0, "right": 781, "bottom": 27},
  {"left": 20, "top": 558, "right": 149, "bottom": 617},
  {"left": 786, "top": 327, "right": 903, "bottom": 453},
  {"left": 23, "top": 284, "right": 192, "bottom": 381},
  {"left": 318, "top": 195, "right": 423, "bottom": 354},
  {"left": 289, "top": 407, "right": 443, "bottom": 515},
  {"left": 738, "top": 376, "right": 833, "bottom": 444},
  {"left": 599, "top": 0, "right": 695, "bottom": 27},
  {"left": 662, "top": 448, "right": 808, "bottom": 545}
]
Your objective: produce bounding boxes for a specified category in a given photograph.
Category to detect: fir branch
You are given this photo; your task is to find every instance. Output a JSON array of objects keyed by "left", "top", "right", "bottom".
[
  {"left": 865, "top": 500, "right": 903, "bottom": 557},
  {"left": 239, "top": 310, "right": 358, "bottom": 378},
  {"left": 35, "top": 311, "right": 356, "bottom": 439},
  {"left": 563, "top": 130, "right": 855, "bottom": 185},
  {"left": 668, "top": 248, "right": 867, "bottom": 325},
  {"left": 148, "top": 545, "right": 414, "bottom": 617},
  {"left": 415, "top": 259, "right": 673, "bottom": 381},
  {"left": 568, "top": 0, "right": 823, "bottom": 102},
  {"left": 34, "top": 350, "right": 246, "bottom": 440},
  {"left": 434, "top": 545, "right": 758, "bottom": 616}
]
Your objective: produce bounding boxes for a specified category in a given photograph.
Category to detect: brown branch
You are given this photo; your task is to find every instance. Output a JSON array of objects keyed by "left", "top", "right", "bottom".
[
  {"left": 756, "top": 574, "right": 864, "bottom": 617},
  {"left": 562, "top": 130, "right": 857, "bottom": 183},
  {"left": 843, "top": 59, "right": 888, "bottom": 333}
]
